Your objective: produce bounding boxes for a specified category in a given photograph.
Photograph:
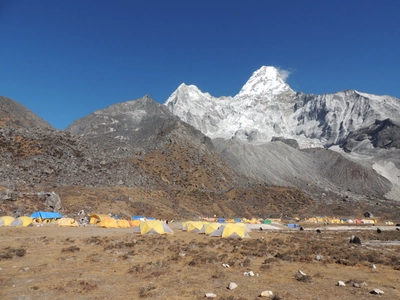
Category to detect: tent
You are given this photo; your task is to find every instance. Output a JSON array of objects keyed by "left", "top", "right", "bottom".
[
  {"left": 216, "top": 218, "right": 225, "bottom": 223},
  {"left": 57, "top": 218, "right": 78, "bottom": 227},
  {"left": 89, "top": 214, "right": 110, "bottom": 224},
  {"left": 287, "top": 224, "right": 299, "bottom": 228},
  {"left": 203, "top": 222, "right": 221, "bottom": 235},
  {"left": 131, "top": 215, "right": 146, "bottom": 221},
  {"left": 30, "top": 211, "right": 62, "bottom": 220},
  {"left": 0, "top": 216, "right": 15, "bottom": 226},
  {"left": 184, "top": 221, "right": 207, "bottom": 233},
  {"left": 209, "top": 223, "right": 250, "bottom": 238},
  {"left": 263, "top": 219, "right": 272, "bottom": 224},
  {"left": 97, "top": 218, "right": 118, "bottom": 228},
  {"left": 134, "top": 220, "right": 173, "bottom": 235},
  {"left": 10, "top": 216, "right": 33, "bottom": 227},
  {"left": 129, "top": 220, "right": 141, "bottom": 227},
  {"left": 116, "top": 220, "right": 131, "bottom": 228}
]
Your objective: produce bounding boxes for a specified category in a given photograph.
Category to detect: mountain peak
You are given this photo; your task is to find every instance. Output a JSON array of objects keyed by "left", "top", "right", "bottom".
[{"left": 235, "top": 66, "right": 294, "bottom": 98}]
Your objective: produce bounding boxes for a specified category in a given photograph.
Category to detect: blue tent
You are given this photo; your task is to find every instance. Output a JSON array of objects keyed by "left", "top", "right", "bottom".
[
  {"left": 30, "top": 211, "right": 62, "bottom": 219},
  {"left": 234, "top": 218, "right": 242, "bottom": 223},
  {"left": 217, "top": 218, "right": 225, "bottom": 223},
  {"left": 287, "top": 223, "right": 299, "bottom": 228},
  {"left": 131, "top": 215, "right": 145, "bottom": 221}
]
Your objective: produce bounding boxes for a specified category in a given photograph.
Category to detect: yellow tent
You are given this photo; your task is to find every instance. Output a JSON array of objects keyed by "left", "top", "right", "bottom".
[
  {"left": 10, "top": 216, "right": 33, "bottom": 227},
  {"left": 185, "top": 221, "right": 207, "bottom": 233},
  {"left": 0, "top": 216, "right": 15, "bottom": 226},
  {"left": 129, "top": 220, "right": 141, "bottom": 227},
  {"left": 116, "top": 220, "right": 131, "bottom": 228},
  {"left": 209, "top": 223, "right": 250, "bottom": 238},
  {"left": 89, "top": 214, "right": 110, "bottom": 225},
  {"left": 204, "top": 223, "right": 221, "bottom": 235},
  {"left": 98, "top": 218, "right": 118, "bottom": 228},
  {"left": 135, "top": 220, "right": 173, "bottom": 235},
  {"left": 58, "top": 218, "right": 79, "bottom": 227}
]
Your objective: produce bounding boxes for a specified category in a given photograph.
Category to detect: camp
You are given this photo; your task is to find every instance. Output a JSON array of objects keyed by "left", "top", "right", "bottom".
[
  {"left": 10, "top": 216, "right": 33, "bottom": 227},
  {"left": 209, "top": 223, "right": 250, "bottom": 238},
  {"left": 0, "top": 216, "right": 15, "bottom": 226},
  {"left": 134, "top": 220, "right": 173, "bottom": 235},
  {"left": 57, "top": 218, "right": 79, "bottom": 227}
]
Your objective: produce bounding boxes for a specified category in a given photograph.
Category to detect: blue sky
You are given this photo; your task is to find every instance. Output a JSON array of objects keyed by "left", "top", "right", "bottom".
[{"left": 1, "top": 0, "right": 399, "bottom": 129}]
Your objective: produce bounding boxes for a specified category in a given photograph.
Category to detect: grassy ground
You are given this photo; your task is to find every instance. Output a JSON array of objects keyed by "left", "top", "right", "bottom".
[{"left": 0, "top": 223, "right": 399, "bottom": 300}]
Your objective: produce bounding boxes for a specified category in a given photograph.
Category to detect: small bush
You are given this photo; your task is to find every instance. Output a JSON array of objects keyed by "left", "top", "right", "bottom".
[
  {"left": 295, "top": 273, "right": 313, "bottom": 283},
  {"left": 61, "top": 245, "right": 80, "bottom": 253},
  {"left": 138, "top": 285, "right": 156, "bottom": 298}
]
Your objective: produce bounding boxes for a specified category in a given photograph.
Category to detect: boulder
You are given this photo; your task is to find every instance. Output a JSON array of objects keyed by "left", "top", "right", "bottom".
[
  {"left": 205, "top": 293, "right": 217, "bottom": 298},
  {"left": 0, "top": 189, "right": 17, "bottom": 202},
  {"left": 370, "top": 288, "right": 384, "bottom": 295},
  {"left": 44, "top": 192, "right": 62, "bottom": 211},
  {"left": 260, "top": 290, "right": 274, "bottom": 297},
  {"left": 228, "top": 282, "right": 237, "bottom": 290},
  {"left": 337, "top": 281, "right": 346, "bottom": 287}
]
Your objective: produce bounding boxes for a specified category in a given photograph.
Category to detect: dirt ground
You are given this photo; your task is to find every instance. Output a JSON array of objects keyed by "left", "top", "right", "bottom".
[{"left": 0, "top": 223, "right": 399, "bottom": 300}]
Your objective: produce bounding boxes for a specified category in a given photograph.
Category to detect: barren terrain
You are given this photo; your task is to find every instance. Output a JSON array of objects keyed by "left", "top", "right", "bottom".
[{"left": 1, "top": 223, "right": 399, "bottom": 300}]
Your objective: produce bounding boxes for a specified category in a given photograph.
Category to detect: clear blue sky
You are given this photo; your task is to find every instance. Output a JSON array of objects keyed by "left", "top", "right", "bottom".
[{"left": 1, "top": 0, "right": 399, "bottom": 129}]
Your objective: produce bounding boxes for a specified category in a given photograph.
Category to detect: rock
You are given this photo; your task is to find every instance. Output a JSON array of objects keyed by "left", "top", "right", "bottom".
[
  {"left": 20, "top": 267, "right": 29, "bottom": 272},
  {"left": 315, "top": 254, "right": 323, "bottom": 261},
  {"left": 371, "top": 288, "right": 384, "bottom": 295},
  {"left": 222, "top": 263, "right": 230, "bottom": 268},
  {"left": 0, "top": 189, "right": 17, "bottom": 202},
  {"left": 350, "top": 235, "right": 361, "bottom": 245},
  {"left": 205, "top": 292, "right": 217, "bottom": 298},
  {"left": 298, "top": 270, "right": 306, "bottom": 276},
  {"left": 44, "top": 192, "right": 62, "bottom": 211},
  {"left": 228, "top": 282, "right": 237, "bottom": 290},
  {"left": 260, "top": 290, "right": 274, "bottom": 297},
  {"left": 371, "top": 264, "right": 376, "bottom": 269},
  {"left": 353, "top": 283, "right": 360, "bottom": 288},
  {"left": 248, "top": 271, "right": 255, "bottom": 276},
  {"left": 337, "top": 281, "right": 346, "bottom": 287}
]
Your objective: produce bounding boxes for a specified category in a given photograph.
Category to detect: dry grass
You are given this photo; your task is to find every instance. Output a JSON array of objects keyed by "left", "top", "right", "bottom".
[{"left": 0, "top": 224, "right": 399, "bottom": 299}]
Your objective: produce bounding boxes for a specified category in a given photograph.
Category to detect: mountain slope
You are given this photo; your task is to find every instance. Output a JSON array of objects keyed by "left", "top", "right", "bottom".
[{"left": 0, "top": 95, "right": 54, "bottom": 130}]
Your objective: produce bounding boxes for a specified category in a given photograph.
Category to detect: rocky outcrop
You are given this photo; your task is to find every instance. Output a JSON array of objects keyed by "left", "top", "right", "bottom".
[{"left": 341, "top": 118, "right": 400, "bottom": 152}]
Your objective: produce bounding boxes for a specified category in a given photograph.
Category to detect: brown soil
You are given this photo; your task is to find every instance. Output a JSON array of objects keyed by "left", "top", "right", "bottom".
[{"left": 0, "top": 224, "right": 399, "bottom": 300}]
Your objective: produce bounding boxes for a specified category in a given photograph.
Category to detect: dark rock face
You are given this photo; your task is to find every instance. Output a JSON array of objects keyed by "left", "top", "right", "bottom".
[
  {"left": 341, "top": 118, "right": 400, "bottom": 152},
  {"left": 271, "top": 137, "right": 299, "bottom": 149}
]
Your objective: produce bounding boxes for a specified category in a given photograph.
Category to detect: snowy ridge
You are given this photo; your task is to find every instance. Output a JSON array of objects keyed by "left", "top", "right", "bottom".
[{"left": 165, "top": 66, "right": 400, "bottom": 148}]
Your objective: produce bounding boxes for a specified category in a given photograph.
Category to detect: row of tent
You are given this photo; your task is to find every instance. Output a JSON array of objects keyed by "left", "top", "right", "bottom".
[
  {"left": 180, "top": 221, "right": 251, "bottom": 238},
  {"left": 0, "top": 216, "right": 80, "bottom": 227}
]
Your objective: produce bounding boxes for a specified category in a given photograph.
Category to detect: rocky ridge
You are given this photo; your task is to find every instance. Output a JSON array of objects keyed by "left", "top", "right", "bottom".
[{"left": 0, "top": 95, "right": 317, "bottom": 219}]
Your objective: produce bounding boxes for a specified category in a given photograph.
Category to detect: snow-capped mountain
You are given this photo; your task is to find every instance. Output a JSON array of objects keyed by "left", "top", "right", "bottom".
[{"left": 165, "top": 66, "right": 400, "bottom": 148}]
